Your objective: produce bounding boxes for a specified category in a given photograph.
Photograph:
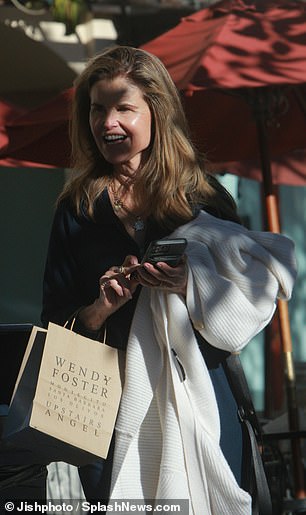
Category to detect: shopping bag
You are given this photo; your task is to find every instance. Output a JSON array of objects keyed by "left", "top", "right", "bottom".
[{"left": 2, "top": 322, "right": 122, "bottom": 466}]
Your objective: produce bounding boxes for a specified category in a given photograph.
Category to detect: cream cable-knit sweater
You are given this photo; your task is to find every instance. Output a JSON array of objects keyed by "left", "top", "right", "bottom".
[{"left": 107, "top": 211, "right": 297, "bottom": 515}]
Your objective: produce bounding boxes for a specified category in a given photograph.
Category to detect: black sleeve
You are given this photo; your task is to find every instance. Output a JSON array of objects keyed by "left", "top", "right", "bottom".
[{"left": 41, "top": 201, "right": 84, "bottom": 328}]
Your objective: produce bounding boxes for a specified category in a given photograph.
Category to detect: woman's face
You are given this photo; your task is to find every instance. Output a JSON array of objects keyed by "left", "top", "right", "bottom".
[{"left": 89, "top": 76, "right": 152, "bottom": 173}]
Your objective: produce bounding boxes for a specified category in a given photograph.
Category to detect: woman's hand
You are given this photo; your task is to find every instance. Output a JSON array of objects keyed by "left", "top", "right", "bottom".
[
  {"left": 98, "top": 257, "right": 141, "bottom": 311},
  {"left": 78, "top": 255, "right": 141, "bottom": 331},
  {"left": 135, "top": 257, "right": 187, "bottom": 296}
]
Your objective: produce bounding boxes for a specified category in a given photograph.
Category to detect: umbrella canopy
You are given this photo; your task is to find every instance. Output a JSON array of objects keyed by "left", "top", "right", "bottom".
[
  {"left": 0, "top": 89, "right": 73, "bottom": 169},
  {"left": 142, "top": 0, "right": 306, "bottom": 186},
  {"left": 0, "top": 22, "right": 76, "bottom": 168},
  {"left": 145, "top": 0, "right": 306, "bottom": 90},
  {"left": 0, "top": 100, "right": 27, "bottom": 124}
]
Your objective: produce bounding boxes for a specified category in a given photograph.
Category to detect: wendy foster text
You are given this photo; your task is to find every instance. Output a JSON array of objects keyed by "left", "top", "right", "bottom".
[{"left": 51, "top": 355, "right": 112, "bottom": 397}]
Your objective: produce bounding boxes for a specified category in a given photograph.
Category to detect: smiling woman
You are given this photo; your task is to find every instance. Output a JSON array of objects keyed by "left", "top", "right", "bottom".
[{"left": 39, "top": 45, "right": 296, "bottom": 513}]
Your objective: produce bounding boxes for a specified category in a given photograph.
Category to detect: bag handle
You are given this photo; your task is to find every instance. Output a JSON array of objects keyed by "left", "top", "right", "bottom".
[
  {"left": 101, "top": 326, "right": 107, "bottom": 345},
  {"left": 225, "top": 353, "right": 272, "bottom": 515},
  {"left": 64, "top": 308, "right": 106, "bottom": 344},
  {"left": 63, "top": 306, "right": 85, "bottom": 330}
]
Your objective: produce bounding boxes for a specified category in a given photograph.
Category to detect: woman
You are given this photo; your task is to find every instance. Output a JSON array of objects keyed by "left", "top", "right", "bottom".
[{"left": 42, "top": 46, "right": 296, "bottom": 513}]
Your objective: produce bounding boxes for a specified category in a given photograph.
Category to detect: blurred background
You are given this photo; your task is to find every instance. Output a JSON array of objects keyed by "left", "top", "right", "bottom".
[{"left": 1, "top": 1, "right": 306, "bottom": 510}]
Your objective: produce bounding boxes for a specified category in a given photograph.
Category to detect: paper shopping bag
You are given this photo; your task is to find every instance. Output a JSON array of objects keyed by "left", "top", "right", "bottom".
[{"left": 2, "top": 322, "right": 122, "bottom": 466}]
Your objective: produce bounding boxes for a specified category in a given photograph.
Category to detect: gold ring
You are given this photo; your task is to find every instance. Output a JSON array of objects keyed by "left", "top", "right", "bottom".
[{"left": 119, "top": 265, "right": 126, "bottom": 274}]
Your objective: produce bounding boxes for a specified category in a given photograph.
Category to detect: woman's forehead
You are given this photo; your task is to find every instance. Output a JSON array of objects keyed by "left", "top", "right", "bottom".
[{"left": 90, "top": 76, "right": 145, "bottom": 103}]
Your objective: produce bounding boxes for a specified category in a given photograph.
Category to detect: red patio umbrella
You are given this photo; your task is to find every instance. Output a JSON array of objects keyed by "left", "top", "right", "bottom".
[
  {"left": 0, "top": 89, "right": 73, "bottom": 169},
  {"left": 142, "top": 0, "right": 306, "bottom": 500},
  {"left": 0, "top": 100, "right": 27, "bottom": 125},
  {"left": 142, "top": 0, "right": 306, "bottom": 188}
]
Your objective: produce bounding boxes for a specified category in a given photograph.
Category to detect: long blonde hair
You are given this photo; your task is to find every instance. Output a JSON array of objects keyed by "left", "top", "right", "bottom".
[{"left": 60, "top": 45, "right": 240, "bottom": 228}]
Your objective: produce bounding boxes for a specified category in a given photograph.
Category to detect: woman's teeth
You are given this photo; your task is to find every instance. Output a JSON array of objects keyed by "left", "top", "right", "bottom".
[{"left": 104, "top": 135, "right": 126, "bottom": 143}]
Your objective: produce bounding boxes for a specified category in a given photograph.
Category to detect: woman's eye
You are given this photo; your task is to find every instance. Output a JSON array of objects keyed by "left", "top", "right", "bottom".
[
  {"left": 118, "top": 105, "right": 134, "bottom": 112},
  {"left": 90, "top": 105, "right": 105, "bottom": 114}
]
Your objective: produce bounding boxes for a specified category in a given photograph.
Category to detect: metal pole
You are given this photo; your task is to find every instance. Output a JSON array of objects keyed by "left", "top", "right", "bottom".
[{"left": 255, "top": 89, "right": 306, "bottom": 498}]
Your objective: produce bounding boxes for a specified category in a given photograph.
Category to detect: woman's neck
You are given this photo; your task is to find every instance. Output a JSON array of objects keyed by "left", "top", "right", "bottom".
[{"left": 113, "top": 164, "right": 138, "bottom": 186}]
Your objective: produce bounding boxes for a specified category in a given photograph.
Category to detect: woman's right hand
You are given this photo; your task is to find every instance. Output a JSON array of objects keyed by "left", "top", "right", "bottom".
[
  {"left": 78, "top": 256, "right": 140, "bottom": 331},
  {"left": 98, "top": 259, "right": 141, "bottom": 313}
]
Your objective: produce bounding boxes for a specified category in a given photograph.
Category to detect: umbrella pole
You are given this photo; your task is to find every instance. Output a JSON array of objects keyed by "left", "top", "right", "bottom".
[{"left": 255, "top": 104, "right": 306, "bottom": 499}]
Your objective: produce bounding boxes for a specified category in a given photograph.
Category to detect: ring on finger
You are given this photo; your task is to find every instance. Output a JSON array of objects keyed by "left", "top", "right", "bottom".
[{"left": 119, "top": 265, "right": 126, "bottom": 274}]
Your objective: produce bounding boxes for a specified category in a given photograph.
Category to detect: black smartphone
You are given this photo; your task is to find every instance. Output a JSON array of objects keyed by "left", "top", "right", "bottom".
[{"left": 142, "top": 238, "right": 187, "bottom": 267}]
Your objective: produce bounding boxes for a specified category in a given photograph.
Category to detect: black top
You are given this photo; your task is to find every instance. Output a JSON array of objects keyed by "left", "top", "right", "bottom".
[{"left": 41, "top": 188, "right": 168, "bottom": 349}]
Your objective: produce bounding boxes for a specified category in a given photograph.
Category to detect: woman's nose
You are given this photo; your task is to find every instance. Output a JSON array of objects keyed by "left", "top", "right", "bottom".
[{"left": 103, "top": 109, "right": 118, "bottom": 129}]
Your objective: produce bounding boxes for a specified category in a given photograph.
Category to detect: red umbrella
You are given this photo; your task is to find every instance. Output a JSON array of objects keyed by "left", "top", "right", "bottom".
[
  {"left": 142, "top": 0, "right": 306, "bottom": 187},
  {"left": 0, "top": 100, "right": 27, "bottom": 125},
  {"left": 0, "top": 89, "right": 73, "bottom": 169},
  {"left": 142, "top": 0, "right": 306, "bottom": 500}
]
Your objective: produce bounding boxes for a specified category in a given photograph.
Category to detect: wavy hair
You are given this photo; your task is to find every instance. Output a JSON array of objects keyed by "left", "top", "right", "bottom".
[{"left": 60, "top": 45, "right": 240, "bottom": 228}]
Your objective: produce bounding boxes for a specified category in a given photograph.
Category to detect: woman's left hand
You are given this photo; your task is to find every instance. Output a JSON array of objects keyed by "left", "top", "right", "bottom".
[{"left": 135, "top": 258, "right": 187, "bottom": 296}]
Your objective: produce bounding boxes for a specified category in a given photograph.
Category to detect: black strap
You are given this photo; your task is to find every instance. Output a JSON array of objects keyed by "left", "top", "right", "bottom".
[{"left": 225, "top": 353, "right": 272, "bottom": 515}]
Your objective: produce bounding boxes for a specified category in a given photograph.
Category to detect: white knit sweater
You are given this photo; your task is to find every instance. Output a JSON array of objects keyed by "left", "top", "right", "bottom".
[{"left": 107, "top": 212, "right": 297, "bottom": 515}]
